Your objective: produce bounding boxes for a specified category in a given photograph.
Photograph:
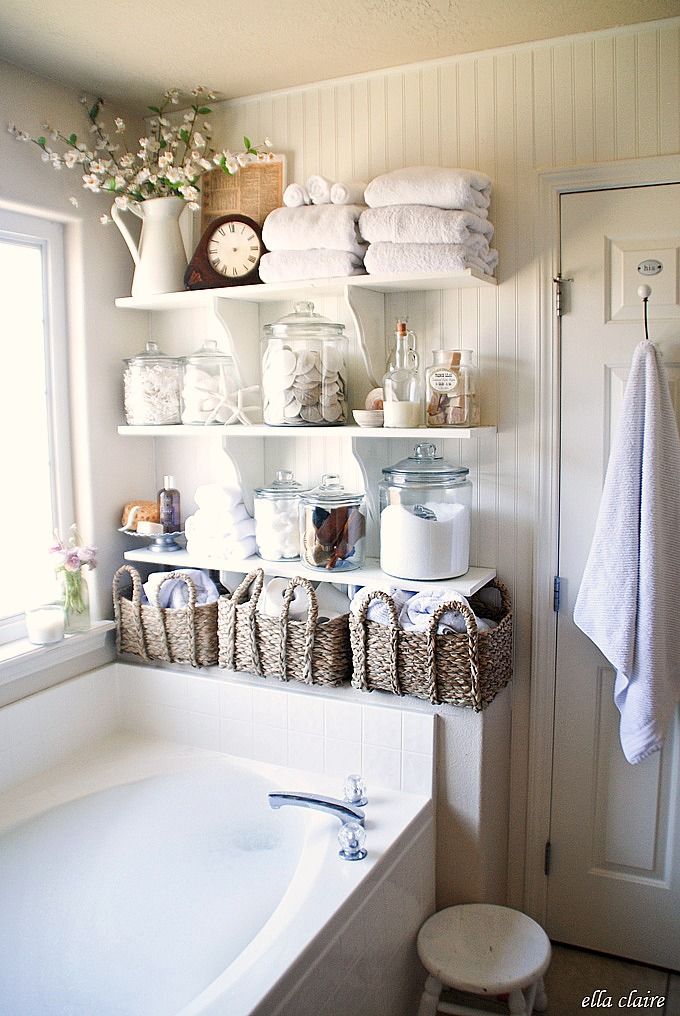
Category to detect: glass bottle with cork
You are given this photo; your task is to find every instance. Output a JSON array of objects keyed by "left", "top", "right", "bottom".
[{"left": 382, "top": 319, "right": 422, "bottom": 428}]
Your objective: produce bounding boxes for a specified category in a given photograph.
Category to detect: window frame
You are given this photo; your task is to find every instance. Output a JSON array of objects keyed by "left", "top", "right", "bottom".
[{"left": 0, "top": 208, "right": 74, "bottom": 642}]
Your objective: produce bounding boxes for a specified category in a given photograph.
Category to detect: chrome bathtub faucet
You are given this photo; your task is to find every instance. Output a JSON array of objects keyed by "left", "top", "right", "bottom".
[{"left": 268, "top": 791, "right": 365, "bottom": 827}]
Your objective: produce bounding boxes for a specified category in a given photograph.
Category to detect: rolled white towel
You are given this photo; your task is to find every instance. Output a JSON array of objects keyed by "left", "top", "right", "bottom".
[
  {"left": 258, "top": 577, "right": 310, "bottom": 620},
  {"left": 307, "top": 174, "right": 332, "bottom": 205},
  {"left": 399, "top": 589, "right": 471, "bottom": 634},
  {"left": 359, "top": 205, "right": 494, "bottom": 245},
  {"left": 330, "top": 180, "right": 367, "bottom": 205},
  {"left": 144, "top": 569, "right": 219, "bottom": 608},
  {"left": 259, "top": 249, "right": 365, "bottom": 283},
  {"left": 365, "top": 166, "right": 492, "bottom": 215},
  {"left": 283, "top": 183, "right": 311, "bottom": 207},
  {"left": 194, "top": 484, "right": 243, "bottom": 511},
  {"left": 262, "top": 204, "right": 367, "bottom": 257},
  {"left": 350, "top": 585, "right": 415, "bottom": 626},
  {"left": 364, "top": 242, "right": 498, "bottom": 277},
  {"left": 185, "top": 505, "right": 251, "bottom": 539}
]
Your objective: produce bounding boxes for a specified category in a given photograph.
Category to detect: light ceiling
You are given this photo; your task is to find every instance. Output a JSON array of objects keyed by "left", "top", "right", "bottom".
[{"left": 1, "top": 0, "right": 677, "bottom": 111}]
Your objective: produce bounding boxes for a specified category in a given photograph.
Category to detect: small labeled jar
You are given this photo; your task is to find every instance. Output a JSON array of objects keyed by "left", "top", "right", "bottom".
[
  {"left": 254, "top": 469, "right": 306, "bottom": 561},
  {"left": 181, "top": 340, "right": 239, "bottom": 425},
  {"left": 299, "top": 474, "right": 366, "bottom": 571},
  {"left": 426, "top": 349, "right": 480, "bottom": 427},
  {"left": 261, "top": 302, "right": 348, "bottom": 426},
  {"left": 123, "top": 340, "right": 182, "bottom": 426}
]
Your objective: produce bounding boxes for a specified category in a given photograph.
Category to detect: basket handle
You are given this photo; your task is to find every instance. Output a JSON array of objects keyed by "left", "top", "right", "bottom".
[
  {"left": 153, "top": 571, "right": 199, "bottom": 668},
  {"left": 278, "top": 577, "right": 318, "bottom": 684},
  {"left": 353, "top": 589, "right": 402, "bottom": 696},
  {"left": 226, "top": 569, "right": 264, "bottom": 675},
  {"left": 112, "top": 564, "right": 148, "bottom": 660},
  {"left": 426, "top": 599, "right": 480, "bottom": 709}
]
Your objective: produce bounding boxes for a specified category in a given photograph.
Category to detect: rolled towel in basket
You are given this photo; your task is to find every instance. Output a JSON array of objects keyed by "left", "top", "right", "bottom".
[
  {"left": 359, "top": 205, "right": 494, "bottom": 245},
  {"left": 259, "top": 249, "right": 365, "bottom": 283},
  {"left": 144, "top": 569, "right": 219, "bottom": 608},
  {"left": 364, "top": 166, "right": 492, "bottom": 215},
  {"left": 307, "top": 174, "right": 333, "bottom": 204},
  {"left": 262, "top": 204, "right": 367, "bottom": 256},
  {"left": 399, "top": 589, "right": 497, "bottom": 634},
  {"left": 330, "top": 180, "right": 367, "bottom": 205},
  {"left": 350, "top": 585, "right": 415, "bottom": 626},
  {"left": 364, "top": 242, "right": 498, "bottom": 277},
  {"left": 283, "top": 183, "right": 311, "bottom": 207}
]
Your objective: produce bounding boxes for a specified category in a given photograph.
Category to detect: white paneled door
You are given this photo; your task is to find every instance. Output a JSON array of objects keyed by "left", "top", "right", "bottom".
[{"left": 548, "top": 184, "right": 680, "bottom": 970}]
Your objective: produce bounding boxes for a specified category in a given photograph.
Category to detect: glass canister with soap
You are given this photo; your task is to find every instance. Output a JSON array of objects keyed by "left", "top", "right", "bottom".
[
  {"left": 378, "top": 443, "right": 472, "bottom": 580},
  {"left": 123, "top": 340, "right": 182, "bottom": 426},
  {"left": 181, "top": 339, "right": 240, "bottom": 425},
  {"left": 426, "top": 349, "right": 480, "bottom": 427},
  {"left": 300, "top": 474, "right": 366, "bottom": 571},
  {"left": 254, "top": 469, "right": 307, "bottom": 561},
  {"left": 261, "top": 301, "right": 348, "bottom": 426}
]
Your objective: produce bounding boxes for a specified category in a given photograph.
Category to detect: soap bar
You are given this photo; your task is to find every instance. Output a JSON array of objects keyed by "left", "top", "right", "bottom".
[{"left": 137, "top": 520, "right": 164, "bottom": 536}]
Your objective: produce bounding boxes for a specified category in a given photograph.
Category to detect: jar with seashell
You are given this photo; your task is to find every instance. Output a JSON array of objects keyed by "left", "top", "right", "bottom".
[{"left": 261, "top": 301, "right": 348, "bottom": 426}]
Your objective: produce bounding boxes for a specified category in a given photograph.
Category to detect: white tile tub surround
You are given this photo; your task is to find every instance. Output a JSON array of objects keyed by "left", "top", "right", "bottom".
[{"left": 116, "top": 662, "right": 436, "bottom": 795}]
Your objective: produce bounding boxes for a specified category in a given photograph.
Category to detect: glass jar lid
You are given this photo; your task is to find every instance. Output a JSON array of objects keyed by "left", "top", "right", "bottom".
[
  {"left": 254, "top": 469, "right": 307, "bottom": 499},
  {"left": 263, "top": 301, "right": 346, "bottom": 340},
  {"left": 382, "top": 443, "right": 470, "bottom": 483},
  {"left": 301, "top": 473, "right": 364, "bottom": 507},
  {"left": 123, "top": 339, "right": 181, "bottom": 366},
  {"left": 184, "top": 339, "right": 234, "bottom": 365}
]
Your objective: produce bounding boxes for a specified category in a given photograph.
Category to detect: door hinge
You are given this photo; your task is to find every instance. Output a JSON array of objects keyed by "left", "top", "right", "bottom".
[
  {"left": 553, "top": 576, "right": 561, "bottom": 613},
  {"left": 544, "top": 840, "right": 552, "bottom": 877},
  {"left": 553, "top": 275, "right": 573, "bottom": 317}
]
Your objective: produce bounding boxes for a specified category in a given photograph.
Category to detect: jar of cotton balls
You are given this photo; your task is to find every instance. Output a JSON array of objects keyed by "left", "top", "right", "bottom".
[
  {"left": 123, "top": 340, "right": 182, "bottom": 426},
  {"left": 253, "top": 469, "right": 307, "bottom": 561},
  {"left": 181, "top": 340, "right": 240, "bottom": 425}
]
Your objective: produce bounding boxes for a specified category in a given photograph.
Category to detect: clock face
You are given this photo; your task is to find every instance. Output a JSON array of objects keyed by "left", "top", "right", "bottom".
[{"left": 207, "top": 219, "right": 261, "bottom": 279}]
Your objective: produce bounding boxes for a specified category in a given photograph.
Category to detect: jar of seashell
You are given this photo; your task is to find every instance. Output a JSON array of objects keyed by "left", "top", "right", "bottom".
[{"left": 261, "top": 301, "right": 348, "bottom": 426}]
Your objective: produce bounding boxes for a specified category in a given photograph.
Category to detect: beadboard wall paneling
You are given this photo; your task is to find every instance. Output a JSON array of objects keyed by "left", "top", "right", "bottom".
[{"left": 204, "top": 19, "right": 680, "bottom": 906}]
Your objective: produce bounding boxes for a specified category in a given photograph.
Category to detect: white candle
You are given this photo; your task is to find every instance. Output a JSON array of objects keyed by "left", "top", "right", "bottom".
[{"left": 25, "top": 605, "right": 65, "bottom": 645}]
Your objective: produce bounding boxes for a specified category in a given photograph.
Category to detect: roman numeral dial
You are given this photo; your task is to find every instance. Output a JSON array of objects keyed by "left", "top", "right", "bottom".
[{"left": 185, "top": 213, "right": 263, "bottom": 290}]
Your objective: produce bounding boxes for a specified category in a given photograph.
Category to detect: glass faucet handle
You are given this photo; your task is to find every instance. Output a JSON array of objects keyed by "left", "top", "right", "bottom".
[
  {"left": 338, "top": 820, "right": 367, "bottom": 861},
  {"left": 343, "top": 774, "right": 368, "bottom": 807}
]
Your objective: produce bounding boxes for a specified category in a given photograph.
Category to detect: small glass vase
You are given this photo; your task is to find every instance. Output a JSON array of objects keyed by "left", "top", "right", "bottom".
[{"left": 58, "top": 569, "right": 91, "bottom": 634}]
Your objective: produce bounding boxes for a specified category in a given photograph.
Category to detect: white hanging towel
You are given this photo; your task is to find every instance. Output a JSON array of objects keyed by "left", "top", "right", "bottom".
[{"left": 574, "top": 340, "right": 680, "bottom": 764}]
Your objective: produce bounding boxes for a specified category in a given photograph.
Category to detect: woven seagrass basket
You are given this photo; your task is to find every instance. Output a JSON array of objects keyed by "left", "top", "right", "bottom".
[
  {"left": 349, "top": 580, "right": 512, "bottom": 710},
  {"left": 217, "top": 570, "right": 351, "bottom": 686},
  {"left": 113, "top": 564, "right": 219, "bottom": 667}
]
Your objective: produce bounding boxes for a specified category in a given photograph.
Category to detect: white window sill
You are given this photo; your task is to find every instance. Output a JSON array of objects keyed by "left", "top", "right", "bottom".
[{"left": 0, "top": 621, "right": 116, "bottom": 687}]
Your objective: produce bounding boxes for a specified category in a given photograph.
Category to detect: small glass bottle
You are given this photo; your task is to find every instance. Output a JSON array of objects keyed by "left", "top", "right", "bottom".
[
  {"left": 158, "top": 475, "right": 181, "bottom": 533},
  {"left": 426, "top": 349, "right": 480, "bottom": 427},
  {"left": 382, "top": 320, "right": 422, "bottom": 428}
]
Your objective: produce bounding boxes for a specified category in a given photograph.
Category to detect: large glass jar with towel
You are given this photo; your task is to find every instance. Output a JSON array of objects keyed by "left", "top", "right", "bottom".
[
  {"left": 254, "top": 469, "right": 308, "bottom": 561},
  {"left": 299, "top": 474, "right": 366, "bottom": 571},
  {"left": 123, "top": 340, "right": 182, "bottom": 426},
  {"left": 181, "top": 340, "right": 240, "bottom": 425},
  {"left": 261, "top": 301, "right": 348, "bottom": 426},
  {"left": 378, "top": 443, "right": 472, "bottom": 580}
]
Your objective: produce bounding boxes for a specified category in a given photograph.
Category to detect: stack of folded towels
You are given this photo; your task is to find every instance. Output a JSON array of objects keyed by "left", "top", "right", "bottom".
[
  {"left": 349, "top": 583, "right": 500, "bottom": 634},
  {"left": 359, "top": 166, "right": 498, "bottom": 277},
  {"left": 260, "top": 174, "right": 368, "bottom": 283},
  {"left": 184, "top": 484, "right": 256, "bottom": 560}
]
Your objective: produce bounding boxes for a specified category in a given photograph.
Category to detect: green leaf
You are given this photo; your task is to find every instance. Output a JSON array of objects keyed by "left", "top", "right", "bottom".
[
  {"left": 148, "top": 105, "right": 160, "bottom": 113},
  {"left": 243, "top": 136, "right": 251, "bottom": 150},
  {"left": 89, "top": 104, "right": 99, "bottom": 120},
  {"left": 68, "top": 133, "right": 77, "bottom": 145},
  {"left": 159, "top": 139, "right": 167, "bottom": 148},
  {"left": 179, "top": 128, "right": 189, "bottom": 144},
  {"left": 198, "top": 106, "right": 211, "bottom": 114},
  {"left": 37, "top": 136, "right": 46, "bottom": 147}
]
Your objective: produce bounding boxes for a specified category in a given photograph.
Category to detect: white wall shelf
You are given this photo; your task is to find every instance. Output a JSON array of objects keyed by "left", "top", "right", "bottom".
[
  {"left": 117, "top": 424, "right": 496, "bottom": 440},
  {"left": 123, "top": 547, "right": 495, "bottom": 597}
]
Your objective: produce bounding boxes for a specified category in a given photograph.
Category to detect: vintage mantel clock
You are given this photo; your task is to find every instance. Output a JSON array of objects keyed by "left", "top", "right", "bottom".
[{"left": 184, "top": 214, "right": 264, "bottom": 290}]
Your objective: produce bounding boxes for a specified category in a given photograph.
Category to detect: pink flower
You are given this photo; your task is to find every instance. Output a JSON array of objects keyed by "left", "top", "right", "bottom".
[
  {"left": 63, "top": 551, "right": 82, "bottom": 572},
  {"left": 77, "top": 546, "right": 97, "bottom": 567}
]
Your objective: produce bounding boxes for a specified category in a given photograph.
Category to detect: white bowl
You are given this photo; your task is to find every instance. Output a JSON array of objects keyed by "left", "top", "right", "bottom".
[{"left": 353, "top": 409, "right": 384, "bottom": 428}]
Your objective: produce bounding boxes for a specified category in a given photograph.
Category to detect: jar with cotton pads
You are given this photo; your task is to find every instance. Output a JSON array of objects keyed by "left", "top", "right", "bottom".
[
  {"left": 123, "top": 340, "right": 182, "bottom": 426},
  {"left": 378, "top": 443, "right": 472, "bottom": 580},
  {"left": 253, "top": 469, "right": 308, "bottom": 561},
  {"left": 180, "top": 339, "right": 239, "bottom": 425}
]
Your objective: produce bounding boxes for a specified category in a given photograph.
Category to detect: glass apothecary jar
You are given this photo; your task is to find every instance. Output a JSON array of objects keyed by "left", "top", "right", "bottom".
[
  {"left": 123, "top": 340, "right": 182, "bottom": 426},
  {"left": 181, "top": 339, "right": 240, "bottom": 425},
  {"left": 426, "top": 348, "right": 480, "bottom": 427},
  {"left": 262, "top": 301, "right": 348, "bottom": 426},
  {"left": 378, "top": 443, "right": 472, "bottom": 580},
  {"left": 299, "top": 474, "right": 366, "bottom": 571},
  {"left": 254, "top": 469, "right": 307, "bottom": 561}
]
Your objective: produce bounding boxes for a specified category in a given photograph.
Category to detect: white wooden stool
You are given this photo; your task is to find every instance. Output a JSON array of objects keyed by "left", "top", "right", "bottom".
[{"left": 416, "top": 904, "right": 551, "bottom": 1016}]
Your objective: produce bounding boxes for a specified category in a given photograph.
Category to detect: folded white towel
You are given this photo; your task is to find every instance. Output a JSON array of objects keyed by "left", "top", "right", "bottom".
[
  {"left": 359, "top": 205, "right": 494, "bottom": 245},
  {"left": 330, "top": 180, "right": 367, "bottom": 205},
  {"left": 283, "top": 183, "right": 311, "bottom": 207},
  {"left": 185, "top": 507, "right": 252, "bottom": 539},
  {"left": 574, "top": 341, "right": 680, "bottom": 764},
  {"left": 365, "top": 166, "right": 492, "bottom": 215},
  {"left": 307, "top": 174, "right": 333, "bottom": 205},
  {"left": 399, "top": 589, "right": 495, "bottom": 634},
  {"left": 262, "top": 204, "right": 367, "bottom": 257},
  {"left": 259, "top": 249, "right": 365, "bottom": 283},
  {"left": 194, "top": 484, "right": 243, "bottom": 512},
  {"left": 364, "top": 242, "right": 498, "bottom": 276},
  {"left": 186, "top": 533, "right": 257, "bottom": 561},
  {"left": 144, "top": 569, "right": 219, "bottom": 608}
]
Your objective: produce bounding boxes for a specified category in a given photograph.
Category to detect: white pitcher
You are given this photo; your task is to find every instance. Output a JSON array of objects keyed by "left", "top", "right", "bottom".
[{"left": 111, "top": 195, "right": 188, "bottom": 297}]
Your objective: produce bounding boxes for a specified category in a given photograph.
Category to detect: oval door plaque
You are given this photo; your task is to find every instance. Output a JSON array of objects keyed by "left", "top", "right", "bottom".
[{"left": 637, "top": 259, "right": 663, "bottom": 276}]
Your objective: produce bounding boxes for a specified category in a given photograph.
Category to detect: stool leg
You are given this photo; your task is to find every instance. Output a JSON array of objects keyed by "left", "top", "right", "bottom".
[
  {"left": 418, "top": 974, "right": 443, "bottom": 1016},
  {"left": 508, "top": 987, "right": 528, "bottom": 1015},
  {"left": 534, "top": 978, "right": 548, "bottom": 1013}
]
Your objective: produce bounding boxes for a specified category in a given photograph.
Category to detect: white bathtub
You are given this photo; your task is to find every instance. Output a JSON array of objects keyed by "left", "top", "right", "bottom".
[{"left": 0, "top": 667, "right": 435, "bottom": 1016}]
